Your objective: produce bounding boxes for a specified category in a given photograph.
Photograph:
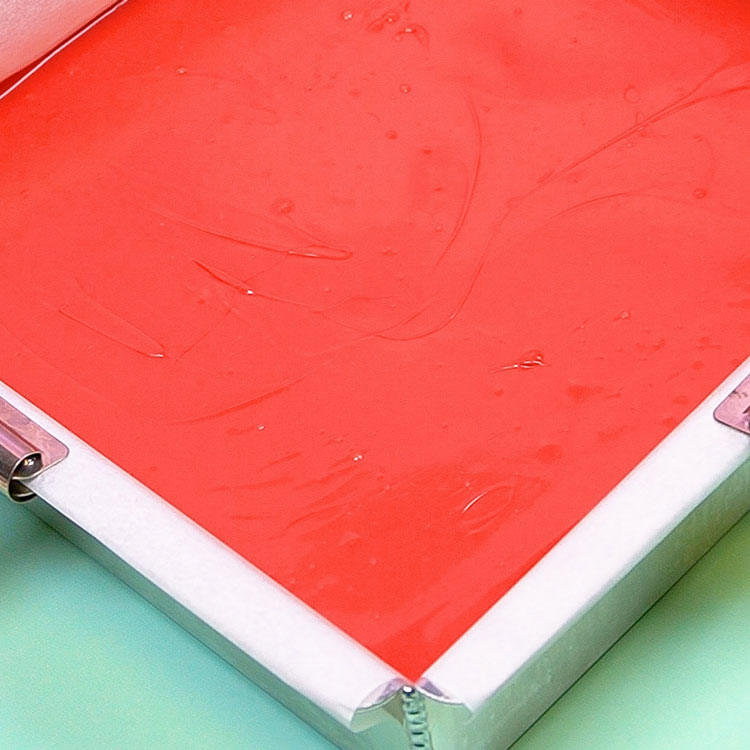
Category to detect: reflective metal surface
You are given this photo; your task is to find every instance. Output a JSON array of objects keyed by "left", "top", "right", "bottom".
[
  {"left": 714, "top": 374, "right": 750, "bottom": 436},
  {"left": 0, "top": 396, "right": 68, "bottom": 501}
]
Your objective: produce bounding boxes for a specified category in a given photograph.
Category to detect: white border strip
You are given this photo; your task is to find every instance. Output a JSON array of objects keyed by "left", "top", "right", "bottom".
[
  {"left": 0, "top": 381, "right": 399, "bottom": 726},
  {"left": 424, "top": 357, "right": 750, "bottom": 711}
]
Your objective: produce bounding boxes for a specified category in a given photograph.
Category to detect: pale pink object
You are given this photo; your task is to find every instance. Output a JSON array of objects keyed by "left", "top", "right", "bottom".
[{"left": 0, "top": 0, "right": 112, "bottom": 81}]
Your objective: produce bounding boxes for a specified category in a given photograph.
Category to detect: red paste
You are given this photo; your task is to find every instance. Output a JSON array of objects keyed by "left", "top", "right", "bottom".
[{"left": 2, "top": 0, "right": 749, "bottom": 679}]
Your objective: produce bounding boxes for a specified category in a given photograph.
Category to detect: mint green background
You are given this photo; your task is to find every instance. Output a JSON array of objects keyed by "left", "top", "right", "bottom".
[{"left": 1, "top": 500, "right": 748, "bottom": 749}]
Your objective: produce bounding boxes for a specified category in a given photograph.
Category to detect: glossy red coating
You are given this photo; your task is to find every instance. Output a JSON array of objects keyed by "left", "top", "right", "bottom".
[{"left": 2, "top": 0, "right": 749, "bottom": 680}]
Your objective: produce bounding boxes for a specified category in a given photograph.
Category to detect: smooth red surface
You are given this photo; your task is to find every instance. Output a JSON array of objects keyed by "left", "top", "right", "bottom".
[{"left": 2, "top": 0, "right": 750, "bottom": 680}]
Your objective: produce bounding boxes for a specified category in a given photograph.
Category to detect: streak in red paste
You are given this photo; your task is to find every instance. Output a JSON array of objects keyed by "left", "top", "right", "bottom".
[{"left": 2, "top": 0, "right": 750, "bottom": 680}]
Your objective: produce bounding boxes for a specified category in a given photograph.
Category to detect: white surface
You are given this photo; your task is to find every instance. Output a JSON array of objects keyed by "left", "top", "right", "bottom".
[
  {"left": 0, "top": 0, "right": 118, "bottom": 83},
  {"left": 424, "top": 358, "right": 750, "bottom": 711},
  {"left": 0, "top": 381, "right": 400, "bottom": 726}
]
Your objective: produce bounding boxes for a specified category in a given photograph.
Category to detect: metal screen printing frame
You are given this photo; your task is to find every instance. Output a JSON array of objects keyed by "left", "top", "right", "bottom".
[{"left": 0, "top": 355, "right": 745, "bottom": 749}]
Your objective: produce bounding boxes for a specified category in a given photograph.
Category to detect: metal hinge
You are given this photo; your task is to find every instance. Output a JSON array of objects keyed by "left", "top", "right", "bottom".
[
  {"left": 714, "top": 374, "right": 750, "bottom": 436},
  {"left": 0, "top": 396, "right": 68, "bottom": 502},
  {"left": 401, "top": 686, "right": 434, "bottom": 750}
]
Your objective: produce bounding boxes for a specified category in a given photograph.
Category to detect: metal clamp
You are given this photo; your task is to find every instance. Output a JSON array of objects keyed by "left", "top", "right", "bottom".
[
  {"left": 0, "top": 397, "right": 68, "bottom": 502},
  {"left": 714, "top": 374, "right": 750, "bottom": 436}
]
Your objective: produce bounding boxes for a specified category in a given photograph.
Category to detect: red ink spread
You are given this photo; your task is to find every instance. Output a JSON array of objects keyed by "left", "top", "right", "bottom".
[{"left": 2, "top": 0, "right": 749, "bottom": 679}]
